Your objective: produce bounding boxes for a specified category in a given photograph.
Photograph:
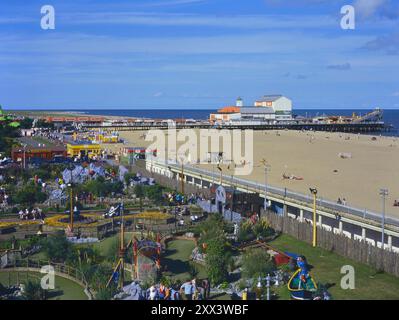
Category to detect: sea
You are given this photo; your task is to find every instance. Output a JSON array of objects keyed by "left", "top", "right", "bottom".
[{"left": 77, "top": 108, "right": 399, "bottom": 137}]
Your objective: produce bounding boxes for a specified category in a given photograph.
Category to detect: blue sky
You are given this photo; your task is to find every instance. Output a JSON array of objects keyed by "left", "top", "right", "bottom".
[{"left": 0, "top": 0, "right": 398, "bottom": 110}]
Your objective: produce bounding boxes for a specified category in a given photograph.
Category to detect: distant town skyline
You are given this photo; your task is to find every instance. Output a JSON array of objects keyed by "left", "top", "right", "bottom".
[{"left": 1, "top": 0, "right": 399, "bottom": 110}]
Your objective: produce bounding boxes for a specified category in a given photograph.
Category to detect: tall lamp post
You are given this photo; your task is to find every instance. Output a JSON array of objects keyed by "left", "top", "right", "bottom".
[
  {"left": 260, "top": 160, "right": 271, "bottom": 217},
  {"left": 178, "top": 155, "right": 185, "bottom": 195},
  {"left": 67, "top": 165, "right": 76, "bottom": 233},
  {"left": 230, "top": 173, "right": 235, "bottom": 222},
  {"left": 380, "top": 188, "right": 388, "bottom": 249},
  {"left": 309, "top": 188, "right": 318, "bottom": 247},
  {"left": 266, "top": 273, "right": 271, "bottom": 301},
  {"left": 67, "top": 182, "right": 74, "bottom": 232}
]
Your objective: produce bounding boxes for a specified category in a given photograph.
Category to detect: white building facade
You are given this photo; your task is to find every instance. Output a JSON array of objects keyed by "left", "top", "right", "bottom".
[{"left": 254, "top": 95, "right": 292, "bottom": 121}]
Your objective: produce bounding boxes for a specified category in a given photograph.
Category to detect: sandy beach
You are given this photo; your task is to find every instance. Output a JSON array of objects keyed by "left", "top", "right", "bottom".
[{"left": 102, "top": 129, "right": 399, "bottom": 218}]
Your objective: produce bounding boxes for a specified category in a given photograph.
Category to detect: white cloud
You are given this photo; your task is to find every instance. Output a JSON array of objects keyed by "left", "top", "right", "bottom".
[{"left": 354, "top": 0, "right": 387, "bottom": 18}]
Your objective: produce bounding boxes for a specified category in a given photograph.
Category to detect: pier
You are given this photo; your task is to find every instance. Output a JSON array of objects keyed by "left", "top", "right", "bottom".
[{"left": 79, "top": 121, "right": 391, "bottom": 134}]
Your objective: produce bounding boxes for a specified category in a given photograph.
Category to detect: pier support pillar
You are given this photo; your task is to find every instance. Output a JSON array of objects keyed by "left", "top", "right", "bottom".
[
  {"left": 361, "top": 228, "right": 366, "bottom": 241},
  {"left": 338, "top": 221, "right": 343, "bottom": 234},
  {"left": 299, "top": 209, "right": 304, "bottom": 222},
  {"left": 318, "top": 214, "right": 322, "bottom": 227},
  {"left": 388, "top": 236, "right": 393, "bottom": 251}
]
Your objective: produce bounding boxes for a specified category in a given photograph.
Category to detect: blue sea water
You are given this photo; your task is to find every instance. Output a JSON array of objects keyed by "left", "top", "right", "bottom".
[{"left": 77, "top": 108, "right": 399, "bottom": 136}]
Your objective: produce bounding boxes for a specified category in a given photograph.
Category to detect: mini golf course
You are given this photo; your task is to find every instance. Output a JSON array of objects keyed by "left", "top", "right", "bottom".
[
  {"left": 270, "top": 234, "right": 399, "bottom": 300},
  {"left": 162, "top": 239, "right": 206, "bottom": 282},
  {"left": 0, "top": 271, "right": 88, "bottom": 300}
]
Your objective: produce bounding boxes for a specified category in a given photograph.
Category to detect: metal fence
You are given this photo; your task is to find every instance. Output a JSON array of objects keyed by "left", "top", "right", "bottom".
[
  {"left": 160, "top": 162, "right": 399, "bottom": 228},
  {"left": 266, "top": 212, "right": 399, "bottom": 277}
]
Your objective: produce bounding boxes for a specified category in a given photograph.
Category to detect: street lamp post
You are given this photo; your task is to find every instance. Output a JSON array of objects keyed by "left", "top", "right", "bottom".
[
  {"left": 68, "top": 183, "right": 74, "bottom": 232},
  {"left": 266, "top": 273, "right": 271, "bottom": 301},
  {"left": 230, "top": 174, "right": 235, "bottom": 222},
  {"left": 262, "top": 163, "right": 271, "bottom": 216},
  {"left": 21, "top": 143, "right": 27, "bottom": 170},
  {"left": 380, "top": 188, "right": 388, "bottom": 249},
  {"left": 180, "top": 161, "right": 185, "bottom": 195},
  {"left": 256, "top": 277, "right": 262, "bottom": 300},
  {"left": 68, "top": 165, "right": 75, "bottom": 233},
  {"left": 309, "top": 188, "right": 318, "bottom": 248}
]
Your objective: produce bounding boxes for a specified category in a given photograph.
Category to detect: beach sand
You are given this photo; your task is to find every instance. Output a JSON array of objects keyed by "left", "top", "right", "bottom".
[{"left": 102, "top": 129, "right": 399, "bottom": 218}]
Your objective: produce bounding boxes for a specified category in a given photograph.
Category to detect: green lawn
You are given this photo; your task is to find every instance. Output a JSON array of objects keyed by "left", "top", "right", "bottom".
[
  {"left": 162, "top": 240, "right": 207, "bottom": 282},
  {"left": 0, "top": 271, "right": 87, "bottom": 300},
  {"left": 269, "top": 234, "right": 399, "bottom": 300}
]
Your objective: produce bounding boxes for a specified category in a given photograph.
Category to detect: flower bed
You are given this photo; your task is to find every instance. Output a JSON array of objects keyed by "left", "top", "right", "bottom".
[
  {"left": 124, "top": 211, "right": 174, "bottom": 225},
  {"left": 44, "top": 214, "right": 103, "bottom": 228}
]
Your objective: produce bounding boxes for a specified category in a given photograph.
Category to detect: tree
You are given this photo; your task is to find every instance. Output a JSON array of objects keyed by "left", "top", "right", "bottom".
[
  {"left": 145, "top": 185, "right": 164, "bottom": 204},
  {"left": 41, "top": 232, "right": 76, "bottom": 263},
  {"left": 241, "top": 248, "right": 275, "bottom": 279},
  {"left": 23, "top": 280, "right": 47, "bottom": 300},
  {"left": 205, "top": 235, "right": 230, "bottom": 285},
  {"left": 124, "top": 172, "right": 136, "bottom": 185},
  {"left": 134, "top": 184, "right": 145, "bottom": 212},
  {"left": 14, "top": 183, "right": 47, "bottom": 207},
  {"left": 196, "top": 215, "right": 226, "bottom": 251}
]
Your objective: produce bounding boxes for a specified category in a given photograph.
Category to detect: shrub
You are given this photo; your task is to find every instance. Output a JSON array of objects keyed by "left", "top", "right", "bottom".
[
  {"left": 205, "top": 235, "right": 231, "bottom": 285},
  {"left": 23, "top": 280, "right": 47, "bottom": 300},
  {"left": 241, "top": 248, "right": 275, "bottom": 279},
  {"left": 40, "top": 231, "right": 75, "bottom": 263}
]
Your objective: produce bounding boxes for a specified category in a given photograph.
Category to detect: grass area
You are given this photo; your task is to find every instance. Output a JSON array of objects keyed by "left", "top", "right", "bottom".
[
  {"left": 269, "top": 234, "right": 399, "bottom": 300},
  {"left": 0, "top": 271, "right": 87, "bottom": 300},
  {"left": 162, "top": 240, "right": 206, "bottom": 282}
]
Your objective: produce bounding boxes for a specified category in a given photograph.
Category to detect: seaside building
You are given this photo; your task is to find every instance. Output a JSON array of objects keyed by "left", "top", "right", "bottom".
[
  {"left": 240, "top": 107, "right": 276, "bottom": 123},
  {"left": 254, "top": 95, "right": 292, "bottom": 121},
  {"left": 11, "top": 142, "right": 67, "bottom": 163},
  {"left": 209, "top": 106, "right": 241, "bottom": 123},
  {"left": 209, "top": 97, "right": 244, "bottom": 123},
  {"left": 209, "top": 95, "right": 293, "bottom": 124},
  {"left": 66, "top": 141, "right": 102, "bottom": 159}
]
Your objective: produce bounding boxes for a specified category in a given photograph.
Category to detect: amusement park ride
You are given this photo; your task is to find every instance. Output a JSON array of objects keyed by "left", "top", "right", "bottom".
[{"left": 105, "top": 203, "right": 162, "bottom": 290}]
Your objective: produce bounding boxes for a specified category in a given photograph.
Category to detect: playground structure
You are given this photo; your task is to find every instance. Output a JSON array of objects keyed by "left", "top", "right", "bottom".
[
  {"left": 286, "top": 253, "right": 317, "bottom": 300},
  {"left": 104, "top": 203, "right": 124, "bottom": 218},
  {"left": 106, "top": 205, "right": 162, "bottom": 289}
]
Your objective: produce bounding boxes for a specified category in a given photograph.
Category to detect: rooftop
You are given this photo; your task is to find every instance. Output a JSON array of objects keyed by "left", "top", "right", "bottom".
[
  {"left": 241, "top": 107, "right": 275, "bottom": 114},
  {"left": 67, "top": 140, "right": 100, "bottom": 146},
  {"left": 256, "top": 95, "right": 283, "bottom": 102}
]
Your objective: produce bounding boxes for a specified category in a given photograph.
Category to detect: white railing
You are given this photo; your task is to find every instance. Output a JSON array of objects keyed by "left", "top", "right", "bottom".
[{"left": 149, "top": 159, "right": 399, "bottom": 228}]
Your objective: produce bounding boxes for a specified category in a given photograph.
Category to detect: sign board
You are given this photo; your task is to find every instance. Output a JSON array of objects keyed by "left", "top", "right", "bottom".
[{"left": 216, "top": 185, "right": 226, "bottom": 204}]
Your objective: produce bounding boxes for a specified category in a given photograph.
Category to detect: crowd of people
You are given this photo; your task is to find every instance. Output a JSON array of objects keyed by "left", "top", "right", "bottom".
[
  {"left": 0, "top": 187, "right": 9, "bottom": 208},
  {"left": 18, "top": 207, "right": 45, "bottom": 222},
  {"left": 145, "top": 278, "right": 211, "bottom": 301}
]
